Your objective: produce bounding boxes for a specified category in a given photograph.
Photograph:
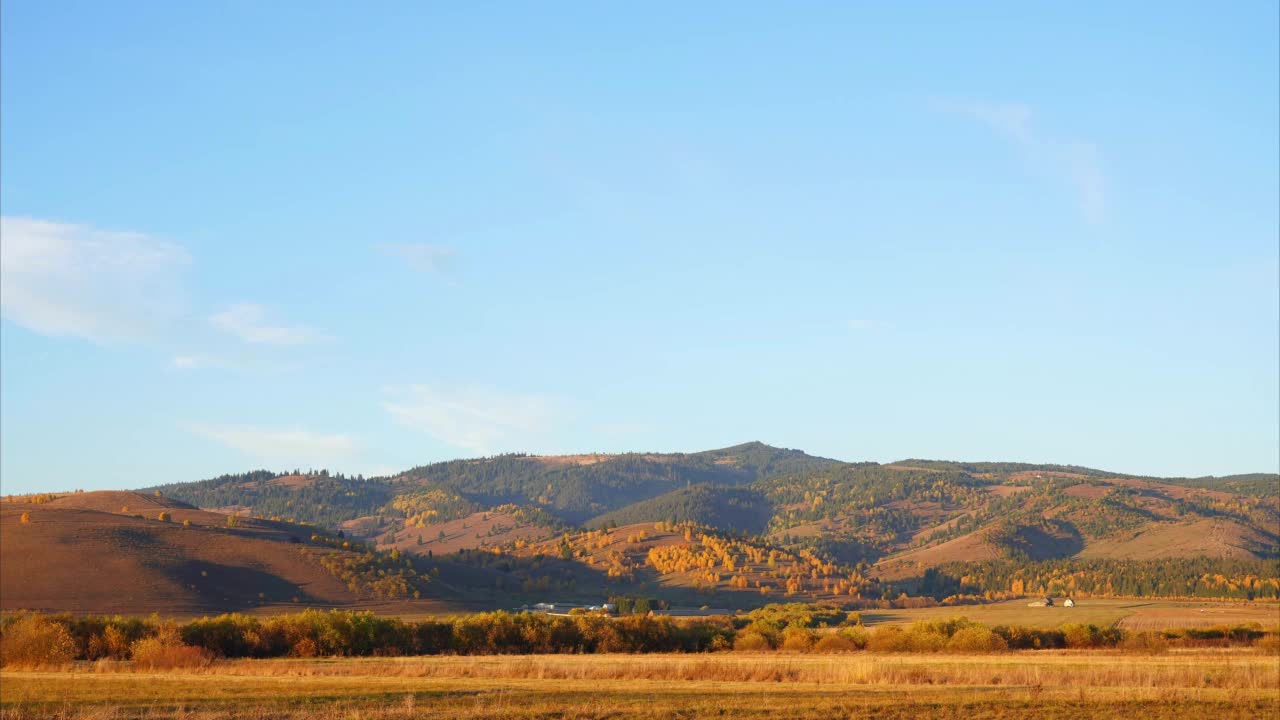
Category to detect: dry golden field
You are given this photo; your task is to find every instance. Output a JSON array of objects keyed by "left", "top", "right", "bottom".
[
  {"left": 859, "top": 598, "right": 1280, "bottom": 630},
  {"left": 2, "top": 650, "right": 1277, "bottom": 719}
]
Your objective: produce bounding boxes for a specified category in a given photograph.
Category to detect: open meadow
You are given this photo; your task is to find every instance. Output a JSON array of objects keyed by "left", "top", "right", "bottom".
[
  {"left": 860, "top": 598, "right": 1280, "bottom": 630},
  {"left": 2, "top": 651, "right": 1278, "bottom": 719}
]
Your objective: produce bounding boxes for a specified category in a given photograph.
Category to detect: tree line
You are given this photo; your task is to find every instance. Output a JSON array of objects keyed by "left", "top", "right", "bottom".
[{"left": 2, "top": 606, "right": 1274, "bottom": 668}]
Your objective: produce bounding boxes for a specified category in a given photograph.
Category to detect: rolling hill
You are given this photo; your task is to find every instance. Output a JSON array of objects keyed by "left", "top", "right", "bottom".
[
  {"left": 586, "top": 485, "right": 774, "bottom": 534},
  {"left": 4, "top": 444, "right": 1277, "bottom": 615},
  {"left": 0, "top": 490, "right": 484, "bottom": 616},
  {"left": 136, "top": 444, "right": 1280, "bottom": 592}
]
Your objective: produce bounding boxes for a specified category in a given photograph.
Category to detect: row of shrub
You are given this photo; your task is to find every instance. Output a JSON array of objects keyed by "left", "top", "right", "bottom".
[{"left": 1, "top": 610, "right": 1275, "bottom": 667}]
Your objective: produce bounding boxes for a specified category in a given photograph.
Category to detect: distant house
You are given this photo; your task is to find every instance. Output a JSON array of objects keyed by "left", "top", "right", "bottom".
[{"left": 531, "top": 601, "right": 615, "bottom": 615}]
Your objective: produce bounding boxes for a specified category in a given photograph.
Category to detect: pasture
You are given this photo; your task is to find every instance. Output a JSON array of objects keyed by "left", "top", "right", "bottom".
[
  {"left": 860, "top": 598, "right": 1280, "bottom": 630},
  {"left": 2, "top": 651, "right": 1277, "bottom": 719}
]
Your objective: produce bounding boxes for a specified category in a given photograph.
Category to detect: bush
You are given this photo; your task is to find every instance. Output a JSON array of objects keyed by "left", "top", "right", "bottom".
[
  {"left": 1119, "top": 631, "right": 1168, "bottom": 655},
  {"left": 779, "top": 625, "right": 814, "bottom": 652},
  {"left": 291, "top": 637, "right": 319, "bottom": 658},
  {"left": 905, "top": 629, "right": 947, "bottom": 652},
  {"left": 993, "top": 624, "right": 1066, "bottom": 650},
  {"left": 87, "top": 626, "right": 131, "bottom": 660},
  {"left": 182, "top": 614, "right": 263, "bottom": 658},
  {"left": 813, "top": 633, "right": 858, "bottom": 653},
  {"left": 733, "top": 631, "right": 773, "bottom": 651},
  {"left": 945, "top": 626, "right": 1008, "bottom": 653},
  {"left": 746, "top": 603, "right": 848, "bottom": 629},
  {"left": 1059, "top": 620, "right": 1100, "bottom": 648},
  {"left": 866, "top": 626, "right": 910, "bottom": 652},
  {"left": 738, "top": 619, "right": 782, "bottom": 648},
  {"left": 0, "top": 614, "right": 77, "bottom": 667},
  {"left": 837, "top": 626, "right": 869, "bottom": 649},
  {"left": 131, "top": 626, "right": 211, "bottom": 669}
]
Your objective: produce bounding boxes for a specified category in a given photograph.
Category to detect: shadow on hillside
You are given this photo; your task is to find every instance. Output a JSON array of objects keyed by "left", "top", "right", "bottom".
[
  {"left": 436, "top": 550, "right": 788, "bottom": 611},
  {"left": 1014, "top": 522, "right": 1084, "bottom": 561},
  {"left": 165, "top": 560, "right": 318, "bottom": 610}
]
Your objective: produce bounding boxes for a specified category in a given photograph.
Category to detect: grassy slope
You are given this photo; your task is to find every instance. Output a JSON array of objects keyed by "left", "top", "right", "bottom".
[{"left": 0, "top": 492, "right": 468, "bottom": 616}]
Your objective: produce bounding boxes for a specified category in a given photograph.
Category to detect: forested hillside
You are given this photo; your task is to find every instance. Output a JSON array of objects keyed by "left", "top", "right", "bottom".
[
  {"left": 147, "top": 471, "right": 395, "bottom": 528},
  {"left": 586, "top": 486, "right": 774, "bottom": 534},
  {"left": 147, "top": 443, "right": 840, "bottom": 530},
  {"left": 128, "top": 443, "right": 1279, "bottom": 608},
  {"left": 392, "top": 442, "right": 841, "bottom": 524}
]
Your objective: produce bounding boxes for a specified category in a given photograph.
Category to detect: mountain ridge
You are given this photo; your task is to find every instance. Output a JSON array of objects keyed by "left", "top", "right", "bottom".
[{"left": 5, "top": 443, "right": 1276, "bottom": 615}]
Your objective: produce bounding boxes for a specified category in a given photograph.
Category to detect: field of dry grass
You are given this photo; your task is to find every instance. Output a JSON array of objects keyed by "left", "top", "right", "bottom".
[
  {"left": 860, "top": 597, "right": 1280, "bottom": 630},
  {"left": 2, "top": 650, "right": 1276, "bottom": 719}
]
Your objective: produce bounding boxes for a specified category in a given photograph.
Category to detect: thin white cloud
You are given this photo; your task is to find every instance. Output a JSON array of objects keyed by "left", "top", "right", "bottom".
[
  {"left": 384, "top": 384, "right": 558, "bottom": 455},
  {"left": 210, "top": 303, "right": 329, "bottom": 345},
  {"left": 937, "top": 100, "right": 1106, "bottom": 224},
  {"left": 848, "top": 319, "right": 887, "bottom": 332},
  {"left": 377, "top": 243, "right": 455, "bottom": 274},
  {"left": 0, "top": 216, "right": 189, "bottom": 342},
  {"left": 172, "top": 354, "right": 216, "bottom": 369},
  {"left": 943, "top": 100, "right": 1034, "bottom": 144},
  {"left": 186, "top": 424, "right": 357, "bottom": 466},
  {"left": 1061, "top": 141, "right": 1105, "bottom": 225}
]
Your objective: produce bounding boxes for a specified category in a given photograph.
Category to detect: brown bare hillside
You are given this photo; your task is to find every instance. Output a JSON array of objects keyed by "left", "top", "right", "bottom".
[
  {"left": 1077, "top": 518, "right": 1274, "bottom": 561},
  {"left": 527, "top": 454, "right": 619, "bottom": 467},
  {"left": 876, "top": 531, "right": 1001, "bottom": 580},
  {"left": 44, "top": 490, "right": 196, "bottom": 513},
  {"left": 32, "top": 491, "right": 321, "bottom": 544},
  {"left": 265, "top": 474, "right": 317, "bottom": 489},
  {"left": 1104, "top": 477, "right": 1238, "bottom": 503},
  {"left": 985, "top": 485, "right": 1031, "bottom": 498},
  {"left": 379, "top": 509, "right": 557, "bottom": 555},
  {"left": 0, "top": 493, "right": 465, "bottom": 616}
]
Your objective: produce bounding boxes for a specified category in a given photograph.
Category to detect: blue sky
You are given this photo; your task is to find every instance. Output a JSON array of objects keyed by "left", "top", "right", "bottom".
[{"left": 2, "top": 2, "right": 1277, "bottom": 493}]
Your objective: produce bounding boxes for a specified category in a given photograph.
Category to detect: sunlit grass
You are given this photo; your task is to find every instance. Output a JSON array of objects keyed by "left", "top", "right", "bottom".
[{"left": 3, "top": 650, "right": 1277, "bottom": 719}]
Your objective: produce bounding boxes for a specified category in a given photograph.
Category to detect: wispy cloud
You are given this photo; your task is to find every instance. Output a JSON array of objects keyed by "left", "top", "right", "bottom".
[
  {"left": 210, "top": 303, "right": 329, "bottom": 346},
  {"left": 0, "top": 216, "right": 189, "bottom": 342},
  {"left": 384, "top": 384, "right": 559, "bottom": 455},
  {"left": 937, "top": 100, "right": 1106, "bottom": 224},
  {"left": 848, "top": 319, "right": 887, "bottom": 332},
  {"left": 377, "top": 243, "right": 455, "bottom": 274},
  {"left": 172, "top": 354, "right": 224, "bottom": 369},
  {"left": 186, "top": 424, "right": 357, "bottom": 466},
  {"left": 1061, "top": 141, "right": 1105, "bottom": 226}
]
